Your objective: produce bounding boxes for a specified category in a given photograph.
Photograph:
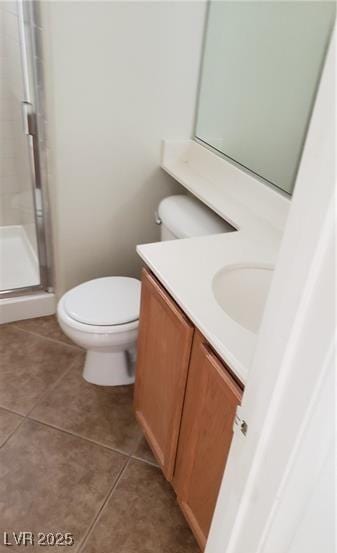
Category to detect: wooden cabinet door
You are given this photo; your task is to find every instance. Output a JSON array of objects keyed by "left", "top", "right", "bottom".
[
  {"left": 134, "top": 269, "right": 194, "bottom": 481},
  {"left": 173, "top": 331, "right": 243, "bottom": 550}
]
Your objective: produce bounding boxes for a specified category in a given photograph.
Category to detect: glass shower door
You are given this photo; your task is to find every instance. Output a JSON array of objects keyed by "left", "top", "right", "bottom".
[{"left": 0, "top": 1, "right": 49, "bottom": 296}]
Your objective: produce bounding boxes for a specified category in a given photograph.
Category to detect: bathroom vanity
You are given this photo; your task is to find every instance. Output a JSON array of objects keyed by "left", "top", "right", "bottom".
[
  {"left": 133, "top": 133, "right": 295, "bottom": 549},
  {"left": 134, "top": 268, "right": 243, "bottom": 549},
  {"left": 133, "top": 137, "right": 292, "bottom": 549}
]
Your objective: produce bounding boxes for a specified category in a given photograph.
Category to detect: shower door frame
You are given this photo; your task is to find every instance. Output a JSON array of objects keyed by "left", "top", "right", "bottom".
[{"left": 0, "top": 0, "right": 53, "bottom": 299}]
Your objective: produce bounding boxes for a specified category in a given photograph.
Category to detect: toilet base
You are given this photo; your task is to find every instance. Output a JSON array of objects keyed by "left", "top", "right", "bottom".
[{"left": 83, "top": 349, "right": 135, "bottom": 386}]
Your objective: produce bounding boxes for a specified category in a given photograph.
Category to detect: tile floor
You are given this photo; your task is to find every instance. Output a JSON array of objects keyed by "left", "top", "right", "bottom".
[{"left": 0, "top": 316, "right": 199, "bottom": 552}]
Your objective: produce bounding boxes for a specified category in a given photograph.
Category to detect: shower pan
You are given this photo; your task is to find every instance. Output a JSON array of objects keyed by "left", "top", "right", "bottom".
[{"left": 0, "top": 1, "right": 54, "bottom": 323}]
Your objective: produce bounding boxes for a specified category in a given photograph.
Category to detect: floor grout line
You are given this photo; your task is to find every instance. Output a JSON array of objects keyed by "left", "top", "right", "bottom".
[
  {"left": 24, "top": 359, "right": 79, "bottom": 419},
  {"left": 25, "top": 413, "right": 159, "bottom": 467},
  {"left": 0, "top": 355, "right": 81, "bottom": 450},
  {"left": 0, "top": 349, "right": 77, "bottom": 421},
  {"left": 76, "top": 436, "right": 161, "bottom": 551},
  {"left": 76, "top": 456, "right": 132, "bottom": 553},
  {"left": 0, "top": 417, "right": 162, "bottom": 549},
  {"left": 131, "top": 454, "right": 160, "bottom": 468},
  {"left": 0, "top": 357, "right": 74, "bottom": 422},
  {"left": 0, "top": 404, "right": 156, "bottom": 466},
  {"left": 24, "top": 417, "right": 132, "bottom": 457},
  {"left": 0, "top": 404, "right": 25, "bottom": 417},
  {"left": 0, "top": 415, "right": 27, "bottom": 450},
  {"left": 129, "top": 433, "right": 160, "bottom": 467},
  {"left": 9, "top": 323, "right": 83, "bottom": 352},
  {"left": 131, "top": 431, "right": 144, "bottom": 455}
]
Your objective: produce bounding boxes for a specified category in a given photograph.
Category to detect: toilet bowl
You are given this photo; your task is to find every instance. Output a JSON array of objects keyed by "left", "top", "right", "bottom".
[
  {"left": 57, "top": 195, "right": 231, "bottom": 387},
  {"left": 57, "top": 277, "right": 141, "bottom": 386}
]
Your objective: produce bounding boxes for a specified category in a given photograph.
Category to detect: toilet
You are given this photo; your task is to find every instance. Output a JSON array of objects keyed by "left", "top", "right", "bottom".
[
  {"left": 57, "top": 277, "right": 140, "bottom": 386},
  {"left": 57, "top": 195, "right": 232, "bottom": 386}
]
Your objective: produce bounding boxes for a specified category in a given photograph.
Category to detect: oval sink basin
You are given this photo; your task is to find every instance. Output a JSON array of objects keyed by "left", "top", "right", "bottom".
[{"left": 212, "top": 265, "right": 274, "bottom": 333}]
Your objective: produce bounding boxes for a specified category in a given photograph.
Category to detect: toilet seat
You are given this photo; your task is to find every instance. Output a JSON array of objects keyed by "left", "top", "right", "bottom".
[
  {"left": 58, "top": 296, "right": 139, "bottom": 335},
  {"left": 63, "top": 277, "right": 141, "bottom": 327}
]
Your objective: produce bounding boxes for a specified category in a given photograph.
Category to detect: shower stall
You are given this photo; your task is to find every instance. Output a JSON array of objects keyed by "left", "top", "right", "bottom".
[{"left": 0, "top": 1, "right": 54, "bottom": 323}]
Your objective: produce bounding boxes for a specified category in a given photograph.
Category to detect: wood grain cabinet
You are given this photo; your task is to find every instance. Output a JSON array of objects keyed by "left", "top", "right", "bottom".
[
  {"left": 134, "top": 269, "right": 194, "bottom": 480},
  {"left": 173, "top": 331, "right": 243, "bottom": 549},
  {"left": 134, "top": 269, "right": 243, "bottom": 549}
]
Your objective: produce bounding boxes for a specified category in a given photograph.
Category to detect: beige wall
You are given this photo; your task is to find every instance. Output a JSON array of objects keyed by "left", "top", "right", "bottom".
[{"left": 41, "top": 1, "right": 206, "bottom": 297}]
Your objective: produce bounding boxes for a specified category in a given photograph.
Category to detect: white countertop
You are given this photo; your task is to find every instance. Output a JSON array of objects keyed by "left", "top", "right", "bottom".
[{"left": 137, "top": 140, "right": 290, "bottom": 385}]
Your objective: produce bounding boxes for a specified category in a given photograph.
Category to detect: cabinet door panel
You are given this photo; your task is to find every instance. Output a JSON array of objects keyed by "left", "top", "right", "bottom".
[
  {"left": 173, "top": 331, "right": 243, "bottom": 549},
  {"left": 134, "top": 269, "right": 194, "bottom": 480}
]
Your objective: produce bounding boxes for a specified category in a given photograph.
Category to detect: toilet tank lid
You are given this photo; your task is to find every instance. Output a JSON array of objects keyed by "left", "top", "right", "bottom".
[
  {"left": 63, "top": 277, "right": 141, "bottom": 326},
  {"left": 158, "top": 195, "right": 232, "bottom": 238}
]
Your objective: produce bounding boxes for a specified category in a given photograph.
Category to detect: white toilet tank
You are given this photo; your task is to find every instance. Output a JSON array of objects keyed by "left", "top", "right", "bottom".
[{"left": 157, "top": 195, "right": 234, "bottom": 241}]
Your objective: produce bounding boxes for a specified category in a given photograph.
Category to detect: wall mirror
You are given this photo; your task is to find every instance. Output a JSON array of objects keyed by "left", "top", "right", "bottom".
[{"left": 195, "top": 1, "right": 335, "bottom": 195}]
